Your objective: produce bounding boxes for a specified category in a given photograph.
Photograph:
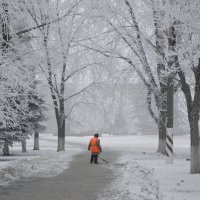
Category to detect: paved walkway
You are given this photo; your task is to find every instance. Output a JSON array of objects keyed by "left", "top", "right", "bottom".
[{"left": 0, "top": 149, "right": 119, "bottom": 200}]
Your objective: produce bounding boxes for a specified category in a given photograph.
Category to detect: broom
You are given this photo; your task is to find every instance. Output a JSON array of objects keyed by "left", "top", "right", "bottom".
[{"left": 99, "top": 155, "right": 109, "bottom": 164}]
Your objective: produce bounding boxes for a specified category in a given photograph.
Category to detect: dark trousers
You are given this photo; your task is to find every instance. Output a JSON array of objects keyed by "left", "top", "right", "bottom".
[{"left": 90, "top": 154, "right": 98, "bottom": 164}]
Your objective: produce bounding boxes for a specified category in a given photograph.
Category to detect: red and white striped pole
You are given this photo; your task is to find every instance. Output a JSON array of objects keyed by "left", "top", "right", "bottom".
[{"left": 166, "top": 129, "right": 173, "bottom": 164}]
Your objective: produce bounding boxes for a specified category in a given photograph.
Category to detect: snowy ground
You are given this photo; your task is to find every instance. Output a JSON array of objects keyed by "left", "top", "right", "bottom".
[
  {"left": 0, "top": 134, "right": 200, "bottom": 200},
  {"left": 67, "top": 134, "right": 200, "bottom": 200}
]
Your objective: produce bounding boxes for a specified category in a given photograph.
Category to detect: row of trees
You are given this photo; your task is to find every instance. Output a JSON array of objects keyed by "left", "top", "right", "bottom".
[
  {"left": 0, "top": 0, "right": 199, "bottom": 174},
  {"left": 73, "top": 0, "right": 200, "bottom": 173},
  {"left": 84, "top": 0, "right": 200, "bottom": 173}
]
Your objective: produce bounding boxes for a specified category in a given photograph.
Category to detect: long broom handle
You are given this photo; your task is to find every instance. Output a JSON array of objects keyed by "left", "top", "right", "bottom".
[{"left": 99, "top": 155, "right": 109, "bottom": 164}]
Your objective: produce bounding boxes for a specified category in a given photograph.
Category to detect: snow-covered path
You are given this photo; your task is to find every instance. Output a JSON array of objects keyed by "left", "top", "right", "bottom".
[
  {"left": 0, "top": 145, "right": 160, "bottom": 200},
  {"left": 0, "top": 150, "right": 119, "bottom": 200}
]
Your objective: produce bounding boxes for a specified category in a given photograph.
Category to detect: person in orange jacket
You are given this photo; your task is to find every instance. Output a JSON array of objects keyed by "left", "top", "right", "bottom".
[{"left": 88, "top": 133, "right": 102, "bottom": 164}]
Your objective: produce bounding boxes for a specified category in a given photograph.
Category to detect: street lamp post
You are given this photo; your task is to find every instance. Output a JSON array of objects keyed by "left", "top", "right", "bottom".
[{"left": 166, "top": 75, "right": 174, "bottom": 164}]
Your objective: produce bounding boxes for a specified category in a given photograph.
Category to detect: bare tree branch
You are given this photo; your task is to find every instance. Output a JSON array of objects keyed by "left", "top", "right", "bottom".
[
  {"left": 15, "top": 0, "right": 84, "bottom": 36},
  {"left": 146, "top": 88, "right": 159, "bottom": 124},
  {"left": 64, "top": 63, "right": 99, "bottom": 82},
  {"left": 64, "top": 83, "right": 95, "bottom": 102}
]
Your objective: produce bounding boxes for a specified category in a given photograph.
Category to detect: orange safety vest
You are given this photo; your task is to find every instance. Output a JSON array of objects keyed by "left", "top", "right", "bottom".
[{"left": 89, "top": 137, "right": 100, "bottom": 153}]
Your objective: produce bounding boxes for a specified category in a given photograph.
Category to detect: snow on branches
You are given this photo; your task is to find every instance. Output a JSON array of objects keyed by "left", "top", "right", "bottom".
[{"left": 0, "top": 0, "right": 45, "bottom": 153}]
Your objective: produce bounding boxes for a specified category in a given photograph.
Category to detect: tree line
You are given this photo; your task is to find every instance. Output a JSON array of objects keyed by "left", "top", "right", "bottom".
[{"left": 0, "top": 0, "right": 200, "bottom": 174}]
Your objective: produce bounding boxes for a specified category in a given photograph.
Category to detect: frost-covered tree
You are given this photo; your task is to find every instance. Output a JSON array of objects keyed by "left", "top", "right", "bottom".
[
  {"left": 0, "top": 1, "right": 42, "bottom": 155},
  {"left": 167, "top": 0, "right": 200, "bottom": 174},
  {"left": 145, "top": 0, "right": 200, "bottom": 173},
  {"left": 82, "top": 0, "right": 171, "bottom": 153},
  {"left": 29, "top": 82, "right": 47, "bottom": 151},
  {"left": 20, "top": 0, "right": 97, "bottom": 151}
]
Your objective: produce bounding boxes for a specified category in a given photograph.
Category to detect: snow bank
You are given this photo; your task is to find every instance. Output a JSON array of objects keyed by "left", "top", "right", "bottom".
[
  {"left": 98, "top": 155, "right": 161, "bottom": 200},
  {"left": 0, "top": 135, "right": 81, "bottom": 186}
]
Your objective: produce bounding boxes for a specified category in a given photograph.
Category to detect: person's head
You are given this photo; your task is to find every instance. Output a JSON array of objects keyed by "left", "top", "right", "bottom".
[{"left": 94, "top": 133, "right": 99, "bottom": 138}]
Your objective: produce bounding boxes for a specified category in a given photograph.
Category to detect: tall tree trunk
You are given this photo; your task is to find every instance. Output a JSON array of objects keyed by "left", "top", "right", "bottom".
[
  {"left": 43, "top": 30, "right": 65, "bottom": 152},
  {"left": 150, "top": 2, "right": 168, "bottom": 154},
  {"left": 56, "top": 6, "right": 67, "bottom": 151},
  {"left": 33, "top": 131, "right": 39, "bottom": 150},
  {"left": 178, "top": 62, "right": 200, "bottom": 173},
  {"left": 2, "top": 142, "right": 9, "bottom": 156},
  {"left": 57, "top": 119, "right": 65, "bottom": 151},
  {"left": 21, "top": 139, "right": 27, "bottom": 153},
  {"left": 1, "top": 2, "right": 9, "bottom": 53},
  {"left": 57, "top": 98, "right": 65, "bottom": 151},
  {"left": 189, "top": 59, "right": 200, "bottom": 173},
  {"left": 156, "top": 79, "right": 167, "bottom": 154},
  {"left": 146, "top": 88, "right": 167, "bottom": 154},
  {"left": 189, "top": 119, "right": 200, "bottom": 173}
]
